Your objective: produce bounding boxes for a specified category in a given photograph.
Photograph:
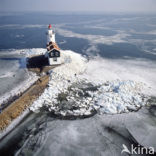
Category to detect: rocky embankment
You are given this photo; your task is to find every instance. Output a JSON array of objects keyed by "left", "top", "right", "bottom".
[{"left": 0, "top": 54, "right": 55, "bottom": 131}]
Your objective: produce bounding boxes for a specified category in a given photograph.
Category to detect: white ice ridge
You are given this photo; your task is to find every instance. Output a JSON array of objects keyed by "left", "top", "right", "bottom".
[
  {"left": 30, "top": 50, "right": 151, "bottom": 116},
  {"left": 30, "top": 50, "right": 87, "bottom": 112}
]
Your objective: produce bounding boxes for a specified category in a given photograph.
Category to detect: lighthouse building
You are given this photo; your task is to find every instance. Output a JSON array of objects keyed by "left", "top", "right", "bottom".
[{"left": 46, "top": 24, "right": 61, "bottom": 65}]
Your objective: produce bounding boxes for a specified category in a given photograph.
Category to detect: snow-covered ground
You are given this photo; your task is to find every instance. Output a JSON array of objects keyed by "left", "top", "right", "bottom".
[{"left": 30, "top": 49, "right": 156, "bottom": 116}]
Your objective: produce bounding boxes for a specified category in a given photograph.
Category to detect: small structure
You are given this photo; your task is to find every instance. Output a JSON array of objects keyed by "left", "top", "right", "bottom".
[
  {"left": 27, "top": 24, "right": 61, "bottom": 73},
  {"left": 45, "top": 24, "right": 61, "bottom": 65}
]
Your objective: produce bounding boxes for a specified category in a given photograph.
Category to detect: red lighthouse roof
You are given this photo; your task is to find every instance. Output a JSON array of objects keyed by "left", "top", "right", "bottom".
[{"left": 48, "top": 24, "right": 52, "bottom": 29}]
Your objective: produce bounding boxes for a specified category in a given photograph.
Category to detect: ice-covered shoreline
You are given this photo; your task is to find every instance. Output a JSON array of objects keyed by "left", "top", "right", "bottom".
[
  {"left": 0, "top": 109, "right": 30, "bottom": 139},
  {"left": 30, "top": 49, "right": 154, "bottom": 116},
  {"left": 0, "top": 49, "right": 40, "bottom": 110},
  {"left": 0, "top": 71, "right": 38, "bottom": 108},
  {"left": 0, "top": 48, "right": 47, "bottom": 110},
  {"left": 0, "top": 48, "right": 155, "bottom": 141},
  {"left": 0, "top": 48, "right": 155, "bottom": 117}
]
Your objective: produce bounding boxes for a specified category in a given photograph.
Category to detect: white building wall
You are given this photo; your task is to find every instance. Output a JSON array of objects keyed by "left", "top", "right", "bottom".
[
  {"left": 48, "top": 57, "right": 62, "bottom": 65},
  {"left": 52, "top": 33, "right": 55, "bottom": 43}
]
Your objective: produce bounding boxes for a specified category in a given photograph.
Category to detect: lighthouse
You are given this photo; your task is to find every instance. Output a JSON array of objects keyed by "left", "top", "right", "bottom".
[
  {"left": 45, "top": 24, "right": 61, "bottom": 65},
  {"left": 47, "top": 24, "right": 55, "bottom": 43}
]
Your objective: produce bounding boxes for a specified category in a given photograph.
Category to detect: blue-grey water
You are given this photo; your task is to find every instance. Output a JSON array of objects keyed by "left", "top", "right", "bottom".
[
  {"left": 0, "top": 13, "right": 156, "bottom": 60},
  {"left": 0, "top": 12, "right": 156, "bottom": 156}
]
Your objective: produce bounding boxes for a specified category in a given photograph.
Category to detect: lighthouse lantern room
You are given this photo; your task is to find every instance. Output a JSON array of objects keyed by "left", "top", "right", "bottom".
[{"left": 46, "top": 24, "right": 61, "bottom": 65}]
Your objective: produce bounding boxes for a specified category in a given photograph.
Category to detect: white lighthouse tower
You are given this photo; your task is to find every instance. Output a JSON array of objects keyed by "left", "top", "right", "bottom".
[
  {"left": 46, "top": 24, "right": 61, "bottom": 65},
  {"left": 47, "top": 24, "right": 55, "bottom": 43}
]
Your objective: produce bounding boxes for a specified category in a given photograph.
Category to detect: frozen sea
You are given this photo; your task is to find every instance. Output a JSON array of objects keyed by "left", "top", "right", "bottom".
[{"left": 0, "top": 12, "right": 156, "bottom": 155}]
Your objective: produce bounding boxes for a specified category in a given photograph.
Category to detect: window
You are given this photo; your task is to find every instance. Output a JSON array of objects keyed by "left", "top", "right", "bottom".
[
  {"left": 53, "top": 57, "right": 57, "bottom": 62},
  {"left": 49, "top": 50, "right": 60, "bottom": 58},
  {"left": 55, "top": 51, "right": 60, "bottom": 57}
]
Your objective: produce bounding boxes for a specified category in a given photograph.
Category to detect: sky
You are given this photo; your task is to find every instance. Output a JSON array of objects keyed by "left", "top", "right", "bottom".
[{"left": 0, "top": 0, "right": 156, "bottom": 13}]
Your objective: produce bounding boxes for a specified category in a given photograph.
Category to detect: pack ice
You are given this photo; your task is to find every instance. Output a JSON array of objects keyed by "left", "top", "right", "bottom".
[{"left": 30, "top": 50, "right": 149, "bottom": 116}]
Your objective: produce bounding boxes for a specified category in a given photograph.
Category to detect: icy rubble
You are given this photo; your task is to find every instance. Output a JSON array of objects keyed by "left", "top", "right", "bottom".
[
  {"left": 94, "top": 80, "right": 147, "bottom": 114},
  {"left": 30, "top": 50, "right": 149, "bottom": 116},
  {"left": 30, "top": 50, "right": 87, "bottom": 113}
]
